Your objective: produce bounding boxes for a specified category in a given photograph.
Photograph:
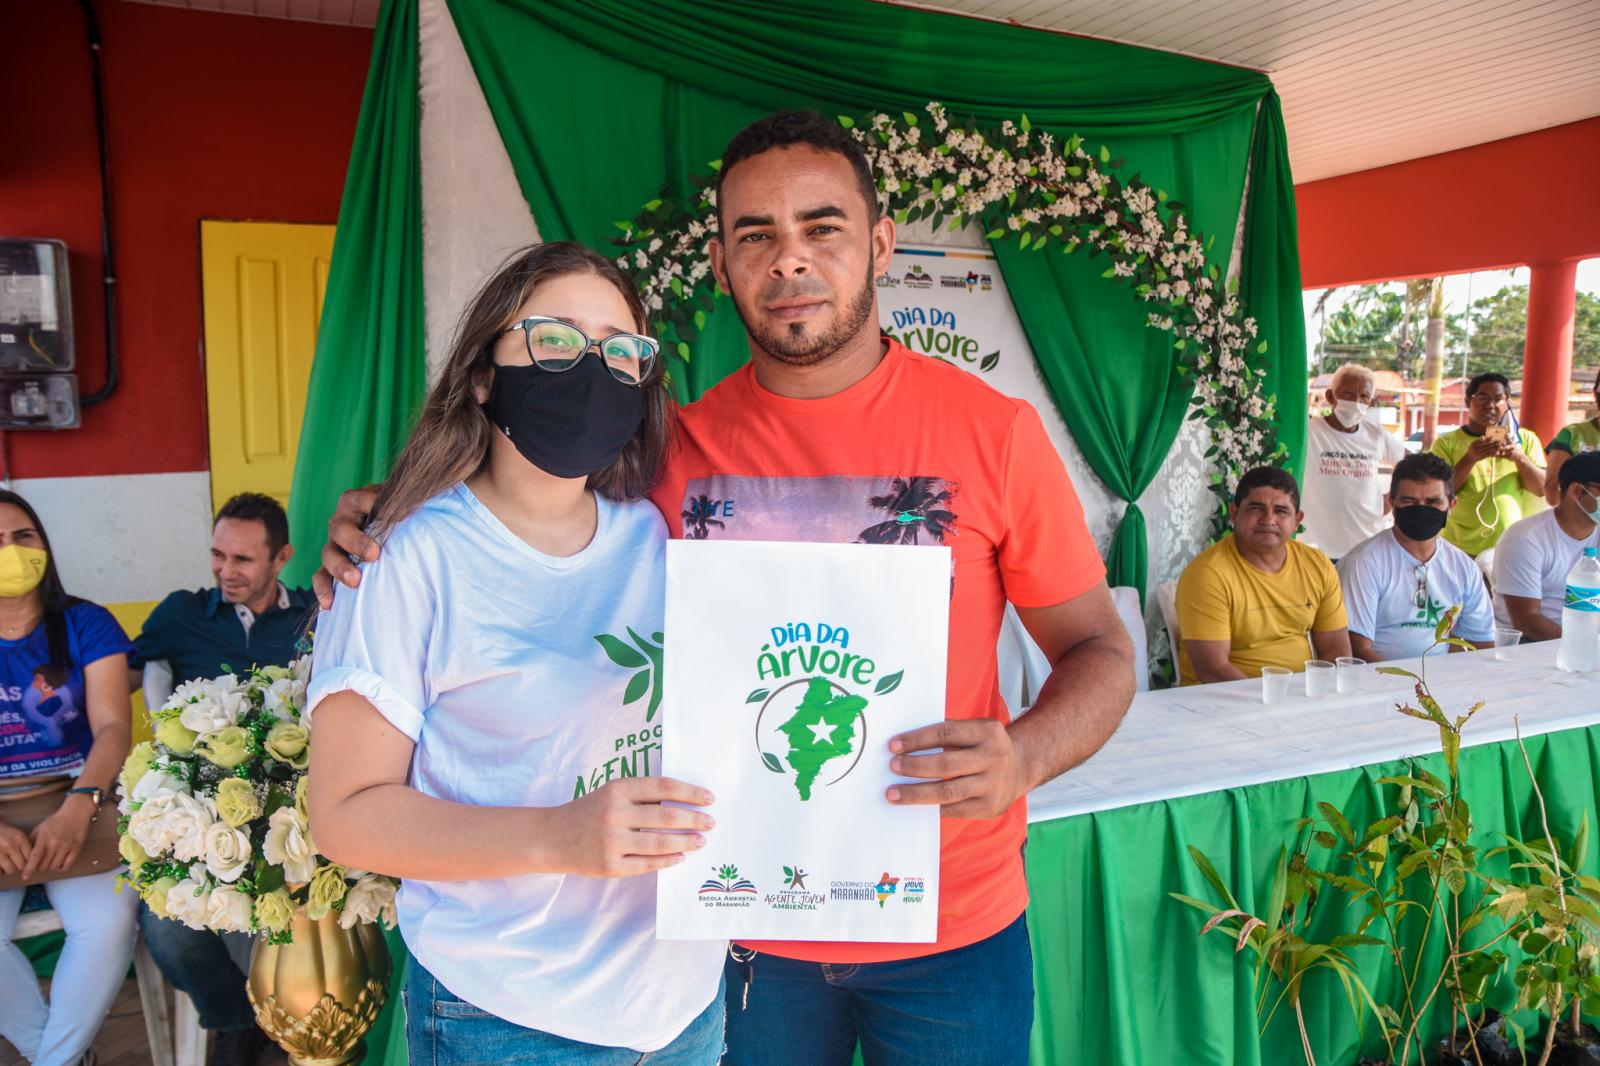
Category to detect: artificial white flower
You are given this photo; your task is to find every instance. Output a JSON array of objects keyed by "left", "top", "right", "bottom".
[
  {"left": 338, "top": 874, "right": 398, "bottom": 930},
  {"left": 168, "top": 793, "right": 218, "bottom": 863},
  {"left": 205, "top": 885, "right": 255, "bottom": 933},
  {"left": 176, "top": 677, "right": 249, "bottom": 735},
  {"left": 203, "top": 821, "right": 253, "bottom": 883},
  {"left": 263, "top": 807, "right": 318, "bottom": 884},
  {"left": 262, "top": 676, "right": 306, "bottom": 719},
  {"left": 166, "top": 878, "right": 213, "bottom": 931},
  {"left": 120, "top": 766, "right": 189, "bottom": 815}
]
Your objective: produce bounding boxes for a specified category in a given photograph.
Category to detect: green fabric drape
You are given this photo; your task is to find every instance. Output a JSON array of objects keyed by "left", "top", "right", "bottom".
[
  {"left": 1024, "top": 724, "right": 1600, "bottom": 1065},
  {"left": 283, "top": 0, "right": 424, "bottom": 587},
  {"left": 1242, "top": 92, "right": 1309, "bottom": 481},
  {"left": 441, "top": 0, "right": 1310, "bottom": 597},
  {"left": 991, "top": 108, "right": 1256, "bottom": 594}
]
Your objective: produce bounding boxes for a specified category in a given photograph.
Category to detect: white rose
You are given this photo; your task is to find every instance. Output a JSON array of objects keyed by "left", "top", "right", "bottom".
[
  {"left": 291, "top": 656, "right": 312, "bottom": 686},
  {"left": 203, "top": 821, "right": 253, "bottom": 883},
  {"left": 178, "top": 685, "right": 247, "bottom": 734},
  {"left": 258, "top": 664, "right": 292, "bottom": 682},
  {"left": 205, "top": 885, "right": 255, "bottom": 933},
  {"left": 263, "top": 807, "right": 318, "bottom": 884},
  {"left": 120, "top": 767, "right": 189, "bottom": 816},
  {"left": 161, "top": 677, "right": 212, "bottom": 714},
  {"left": 262, "top": 677, "right": 306, "bottom": 719},
  {"left": 167, "top": 792, "right": 217, "bottom": 863},
  {"left": 338, "top": 874, "right": 398, "bottom": 930},
  {"left": 165, "top": 878, "right": 212, "bottom": 931},
  {"left": 127, "top": 792, "right": 184, "bottom": 856}
]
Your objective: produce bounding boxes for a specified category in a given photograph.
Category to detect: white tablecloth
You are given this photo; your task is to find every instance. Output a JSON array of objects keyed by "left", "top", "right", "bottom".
[{"left": 1027, "top": 641, "right": 1600, "bottom": 823}]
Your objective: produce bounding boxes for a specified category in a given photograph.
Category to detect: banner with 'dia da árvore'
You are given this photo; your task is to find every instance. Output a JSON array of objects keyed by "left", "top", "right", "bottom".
[{"left": 657, "top": 540, "right": 949, "bottom": 942}]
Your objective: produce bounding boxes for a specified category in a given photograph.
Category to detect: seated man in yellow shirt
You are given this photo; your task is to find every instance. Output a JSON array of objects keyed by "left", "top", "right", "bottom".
[{"left": 1177, "top": 466, "right": 1352, "bottom": 685}]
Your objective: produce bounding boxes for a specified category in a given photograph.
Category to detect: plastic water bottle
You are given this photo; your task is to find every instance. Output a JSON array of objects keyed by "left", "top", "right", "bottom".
[{"left": 1556, "top": 547, "right": 1600, "bottom": 673}]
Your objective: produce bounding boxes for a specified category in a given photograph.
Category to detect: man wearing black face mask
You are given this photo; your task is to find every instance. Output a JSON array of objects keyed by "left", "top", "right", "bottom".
[{"left": 1336, "top": 452, "right": 1495, "bottom": 661}]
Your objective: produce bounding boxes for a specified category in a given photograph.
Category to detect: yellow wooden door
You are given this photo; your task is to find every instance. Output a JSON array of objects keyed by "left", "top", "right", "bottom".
[{"left": 201, "top": 221, "right": 334, "bottom": 514}]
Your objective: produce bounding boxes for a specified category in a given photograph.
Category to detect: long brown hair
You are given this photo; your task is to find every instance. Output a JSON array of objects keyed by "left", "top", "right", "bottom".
[{"left": 368, "top": 242, "right": 674, "bottom": 536}]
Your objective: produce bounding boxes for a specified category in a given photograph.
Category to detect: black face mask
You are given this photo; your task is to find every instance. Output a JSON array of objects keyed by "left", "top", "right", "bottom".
[
  {"left": 482, "top": 357, "right": 645, "bottom": 480},
  {"left": 1393, "top": 504, "right": 1449, "bottom": 541}
]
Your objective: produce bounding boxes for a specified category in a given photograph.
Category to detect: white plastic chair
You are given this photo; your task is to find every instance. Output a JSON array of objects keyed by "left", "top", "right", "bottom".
[
  {"left": 14, "top": 908, "right": 205, "bottom": 1066},
  {"left": 997, "top": 588, "right": 1150, "bottom": 715},
  {"left": 1156, "top": 580, "right": 1182, "bottom": 659},
  {"left": 1108, "top": 586, "right": 1150, "bottom": 692}
]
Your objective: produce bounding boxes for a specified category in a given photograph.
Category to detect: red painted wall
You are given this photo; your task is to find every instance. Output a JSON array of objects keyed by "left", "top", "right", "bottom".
[
  {"left": 1297, "top": 117, "right": 1600, "bottom": 289},
  {"left": 0, "top": 2, "right": 371, "bottom": 479}
]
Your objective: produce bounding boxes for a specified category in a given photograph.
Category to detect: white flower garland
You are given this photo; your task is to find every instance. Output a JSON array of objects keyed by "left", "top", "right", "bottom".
[{"left": 613, "top": 103, "right": 1286, "bottom": 530}]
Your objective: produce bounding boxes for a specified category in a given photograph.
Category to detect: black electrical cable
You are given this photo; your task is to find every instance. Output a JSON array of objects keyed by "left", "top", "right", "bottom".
[{"left": 79, "top": 0, "right": 118, "bottom": 407}]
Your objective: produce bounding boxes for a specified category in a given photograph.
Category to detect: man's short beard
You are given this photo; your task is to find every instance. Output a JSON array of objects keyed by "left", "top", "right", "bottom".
[{"left": 726, "top": 260, "right": 877, "bottom": 368}]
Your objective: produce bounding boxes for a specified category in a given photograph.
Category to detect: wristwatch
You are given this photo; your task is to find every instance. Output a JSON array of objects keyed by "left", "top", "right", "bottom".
[{"left": 66, "top": 786, "right": 104, "bottom": 807}]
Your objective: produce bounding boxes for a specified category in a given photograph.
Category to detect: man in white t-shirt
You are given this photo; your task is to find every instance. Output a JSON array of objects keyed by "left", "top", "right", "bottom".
[
  {"left": 1493, "top": 450, "right": 1600, "bottom": 639},
  {"left": 1338, "top": 452, "right": 1494, "bottom": 661},
  {"left": 1301, "top": 363, "right": 1409, "bottom": 560}
]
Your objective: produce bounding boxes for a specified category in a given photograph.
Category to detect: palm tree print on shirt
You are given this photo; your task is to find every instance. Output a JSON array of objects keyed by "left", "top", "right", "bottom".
[
  {"left": 682, "top": 494, "right": 726, "bottom": 540},
  {"left": 857, "top": 477, "right": 957, "bottom": 545}
]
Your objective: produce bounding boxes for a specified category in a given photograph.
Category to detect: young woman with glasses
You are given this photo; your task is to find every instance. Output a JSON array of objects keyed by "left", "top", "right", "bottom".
[{"left": 306, "top": 243, "right": 725, "bottom": 1065}]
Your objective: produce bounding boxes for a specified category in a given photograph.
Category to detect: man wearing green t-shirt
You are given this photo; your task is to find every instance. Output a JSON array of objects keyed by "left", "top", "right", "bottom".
[
  {"left": 1544, "top": 371, "right": 1600, "bottom": 505},
  {"left": 1428, "top": 372, "right": 1546, "bottom": 561}
]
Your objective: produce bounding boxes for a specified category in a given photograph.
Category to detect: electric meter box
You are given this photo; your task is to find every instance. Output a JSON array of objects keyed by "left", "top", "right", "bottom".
[
  {"left": 0, "top": 238, "right": 80, "bottom": 429},
  {"left": 0, "top": 239, "right": 74, "bottom": 372}
]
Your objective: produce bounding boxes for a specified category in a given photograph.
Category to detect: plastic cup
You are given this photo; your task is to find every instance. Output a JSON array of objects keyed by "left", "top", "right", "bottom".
[
  {"left": 1261, "top": 666, "right": 1292, "bottom": 705},
  {"left": 1493, "top": 627, "right": 1521, "bottom": 661},
  {"left": 1335, "top": 656, "right": 1366, "bottom": 694},
  {"left": 1304, "top": 659, "right": 1335, "bottom": 698}
]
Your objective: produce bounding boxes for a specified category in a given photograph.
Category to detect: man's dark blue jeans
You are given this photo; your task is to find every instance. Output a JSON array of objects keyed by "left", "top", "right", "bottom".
[
  {"left": 138, "top": 903, "right": 255, "bottom": 1031},
  {"left": 722, "top": 913, "right": 1035, "bottom": 1066}
]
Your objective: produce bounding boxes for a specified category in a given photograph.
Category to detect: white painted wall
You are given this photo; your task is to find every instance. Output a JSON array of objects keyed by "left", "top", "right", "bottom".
[{"left": 11, "top": 471, "right": 216, "bottom": 606}]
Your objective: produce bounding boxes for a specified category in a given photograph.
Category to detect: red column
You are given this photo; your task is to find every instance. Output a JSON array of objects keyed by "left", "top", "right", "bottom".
[{"left": 1519, "top": 259, "right": 1579, "bottom": 444}]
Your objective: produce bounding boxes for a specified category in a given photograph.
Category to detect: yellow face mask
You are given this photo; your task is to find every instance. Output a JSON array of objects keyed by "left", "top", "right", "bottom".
[{"left": 0, "top": 545, "right": 49, "bottom": 598}]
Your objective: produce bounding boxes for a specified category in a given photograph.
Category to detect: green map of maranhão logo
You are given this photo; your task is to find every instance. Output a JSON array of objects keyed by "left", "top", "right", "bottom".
[{"left": 747, "top": 620, "right": 904, "bottom": 801}]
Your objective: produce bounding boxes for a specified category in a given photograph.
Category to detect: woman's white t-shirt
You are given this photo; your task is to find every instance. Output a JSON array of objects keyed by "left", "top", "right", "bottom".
[{"left": 307, "top": 484, "right": 724, "bottom": 1051}]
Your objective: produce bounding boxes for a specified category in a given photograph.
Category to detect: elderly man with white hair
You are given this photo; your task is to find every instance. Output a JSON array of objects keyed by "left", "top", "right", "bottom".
[{"left": 1300, "top": 363, "right": 1409, "bottom": 561}]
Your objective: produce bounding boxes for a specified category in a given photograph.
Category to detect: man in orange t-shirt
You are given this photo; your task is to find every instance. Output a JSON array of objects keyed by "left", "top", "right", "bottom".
[
  {"left": 656, "top": 111, "right": 1134, "bottom": 1065},
  {"left": 317, "top": 110, "right": 1135, "bottom": 1064}
]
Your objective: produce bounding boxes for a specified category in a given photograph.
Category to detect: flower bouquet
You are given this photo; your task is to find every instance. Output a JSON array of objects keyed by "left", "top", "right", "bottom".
[{"left": 117, "top": 657, "right": 397, "bottom": 943}]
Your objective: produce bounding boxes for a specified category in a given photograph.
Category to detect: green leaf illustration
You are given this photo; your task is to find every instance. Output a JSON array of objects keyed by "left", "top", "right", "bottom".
[
  {"left": 761, "top": 752, "right": 784, "bottom": 773},
  {"left": 783, "top": 865, "right": 794, "bottom": 879},
  {"left": 875, "top": 671, "right": 904, "bottom": 695},
  {"left": 594, "top": 634, "right": 647, "bottom": 669},
  {"left": 979, "top": 351, "right": 1000, "bottom": 373},
  {"left": 623, "top": 670, "right": 650, "bottom": 706},
  {"left": 746, "top": 688, "right": 770, "bottom": 704}
]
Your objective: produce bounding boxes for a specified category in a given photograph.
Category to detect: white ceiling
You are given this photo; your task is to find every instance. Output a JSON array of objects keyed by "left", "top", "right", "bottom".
[{"left": 121, "top": 0, "right": 1600, "bottom": 183}]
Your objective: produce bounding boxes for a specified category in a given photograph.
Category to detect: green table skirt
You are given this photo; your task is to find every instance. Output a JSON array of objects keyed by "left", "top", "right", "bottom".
[
  {"left": 22, "top": 724, "right": 1595, "bottom": 1065},
  {"left": 1025, "top": 722, "right": 1600, "bottom": 1064}
]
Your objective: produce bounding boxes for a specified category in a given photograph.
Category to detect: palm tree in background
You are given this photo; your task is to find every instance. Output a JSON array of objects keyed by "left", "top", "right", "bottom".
[{"left": 857, "top": 478, "right": 956, "bottom": 545}]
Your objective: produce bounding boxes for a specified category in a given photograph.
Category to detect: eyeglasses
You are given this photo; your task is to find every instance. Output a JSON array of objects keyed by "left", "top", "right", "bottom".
[
  {"left": 1413, "top": 563, "right": 1429, "bottom": 610},
  {"left": 500, "top": 317, "right": 658, "bottom": 386}
]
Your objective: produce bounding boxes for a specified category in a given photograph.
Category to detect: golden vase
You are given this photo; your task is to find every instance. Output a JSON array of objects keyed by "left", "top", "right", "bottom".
[{"left": 247, "top": 913, "right": 392, "bottom": 1066}]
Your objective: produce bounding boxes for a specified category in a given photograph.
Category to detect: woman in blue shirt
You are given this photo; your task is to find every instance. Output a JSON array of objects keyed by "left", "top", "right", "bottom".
[{"left": 0, "top": 491, "right": 136, "bottom": 1066}]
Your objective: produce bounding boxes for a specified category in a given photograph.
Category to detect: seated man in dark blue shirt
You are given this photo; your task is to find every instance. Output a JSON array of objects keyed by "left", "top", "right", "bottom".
[{"left": 130, "top": 492, "right": 313, "bottom": 1066}]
